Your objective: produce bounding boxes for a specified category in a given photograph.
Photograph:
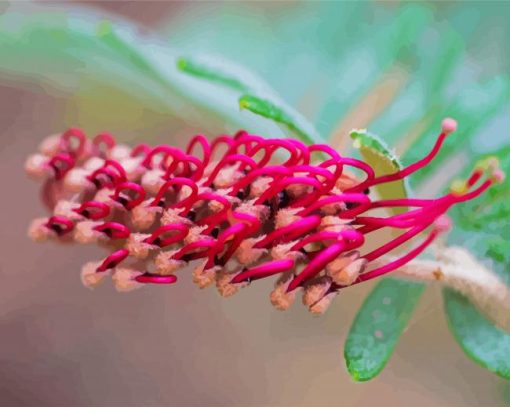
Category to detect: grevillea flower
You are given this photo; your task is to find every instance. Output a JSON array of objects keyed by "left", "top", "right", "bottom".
[{"left": 25, "top": 119, "right": 503, "bottom": 314}]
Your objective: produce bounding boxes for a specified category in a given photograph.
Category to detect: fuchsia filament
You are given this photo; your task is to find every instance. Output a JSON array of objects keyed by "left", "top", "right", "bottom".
[{"left": 25, "top": 118, "right": 502, "bottom": 312}]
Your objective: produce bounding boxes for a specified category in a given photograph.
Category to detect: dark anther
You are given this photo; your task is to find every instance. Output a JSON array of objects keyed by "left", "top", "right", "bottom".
[
  {"left": 181, "top": 253, "right": 193, "bottom": 262},
  {"left": 236, "top": 190, "right": 245, "bottom": 200},
  {"left": 299, "top": 247, "right": 307, "bottom": 254},
  {"left": 92, "top": 178, "right": 101, "bottom": 189},
  {"left": 277, "top": 190, "right": 290, "bottom": 209},
  {"left": 81, "top": 209, "right": 90, "bottom": 218},
  {"left": 187, "top": 210, "right": 196, "bottom": 222},
  {"left": 363, "top": 188, "right": 370, "bottom": 195},
  {"left": 345, "top": 202, "right": 359, "bottom": 210},
  {"left": 156, "top": 199, "right": 166, "bottom": 208},
  {"left": 117, "top": 196, "right": 129, "bottom": 207},
  {"left": 152, "top": 237, "right": 161, "bottom": 246},
  {"left": 211, "top": 227, "right": 220, "bottom": 238},
  {"left": 214, "top": 255, "right": 225, "bottom": 266},
  {"left": 50, "top": 224, "right": 64, "bottom": 235}
]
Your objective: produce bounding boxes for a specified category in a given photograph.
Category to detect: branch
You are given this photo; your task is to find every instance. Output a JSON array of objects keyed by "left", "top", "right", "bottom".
[{"left": 374, "top": 246, "right": 510, "bottom": 332}]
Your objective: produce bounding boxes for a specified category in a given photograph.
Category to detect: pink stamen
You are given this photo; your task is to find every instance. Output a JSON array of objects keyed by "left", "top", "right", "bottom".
[
  {"left": 144, "top": 223, "right": 189, "bottom": 248},
  {"left": 93, "top": 222, "right": 131, "bottom": 239},
  {"left": 111, "top": 182, "right": 146, "bottom": 210},
  {"left": 97, "top": 249, "right": 130, "bottom": 272},
  {"left": 73, "top": 201, "right": 111, "bottom": 220}
]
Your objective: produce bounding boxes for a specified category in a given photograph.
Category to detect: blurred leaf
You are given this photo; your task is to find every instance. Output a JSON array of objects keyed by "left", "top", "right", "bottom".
[
  {"left": 443, "top": 144, "right": 510, "bottom": 379},
  {"left": 316, "top": 4, "right": 432, "bottom": 138},
  {"left": 350, "top": 129, "right": 409, "bottom": 207},
  {"left": 345, "top": 278, "right": 425, "bottom": 381},
  {"left": 448, "top": 144, "right": 510, "bottom": 282},
  {"left": 0, "top": 5, "right": 288, "bottom": 138},
  {"left": 177, "top": 55, "right": 322, "bottom": 144},
  {"left": 239, "top": 95, "right": 321, "bottom": 144},
  {"left": 405, "top": 76, "right": 510, "bottom": 187},
  {"left": 443, "top": 288, "right": 510, "bottom": 380}
]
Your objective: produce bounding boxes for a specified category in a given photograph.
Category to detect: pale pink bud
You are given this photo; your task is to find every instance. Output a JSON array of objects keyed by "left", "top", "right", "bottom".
[
  {"left": 112, "top": 268, "right": 144, "bottom": 292},
  {"left": 236, "top": 236, "right": 267, "bottom": 265},
  {"left": 126, "top": 233, "right": 153, "bottom": 259},
  {"left": 25, "top": 153, "right": 50, "bottom": 179},
  {"left": 81, "top": 261, "right": 108, "bottom": 289},
  {"left": 270, "top": 278, "right": 297, "bottom": 311}
]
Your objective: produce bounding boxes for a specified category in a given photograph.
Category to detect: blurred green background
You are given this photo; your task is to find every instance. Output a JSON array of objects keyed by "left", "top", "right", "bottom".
[{"left": 0, "top": 1, "right": 509, "bottom": 406}]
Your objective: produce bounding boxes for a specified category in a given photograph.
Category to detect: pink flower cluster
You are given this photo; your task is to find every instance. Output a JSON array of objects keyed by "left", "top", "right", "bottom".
[{"left": 25, "top": 120, "right": 502, "bottom": 313}]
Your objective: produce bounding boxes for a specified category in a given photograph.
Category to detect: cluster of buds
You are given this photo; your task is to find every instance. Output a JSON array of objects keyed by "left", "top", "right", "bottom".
[{"left": 25, "top": 119, "right": 503, "bottom": 314}]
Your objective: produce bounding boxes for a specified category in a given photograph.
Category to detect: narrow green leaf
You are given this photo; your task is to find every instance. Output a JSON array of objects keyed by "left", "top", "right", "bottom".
[
  {"left": 177, "top": 55, "right": 322, "bottom": 144},
  {"left": 239, "top": 94, "right": 322, "bottom": 144},
  {"left": 345, "top": 278, "right": 425, "bottom": 381},
  {"left": 443, "top": 288, "right": 510, "bottom": 379},
  {"left": 350, "top": 129, "right": 409, "bottom": 209},
  {"left": 177, "top": 56, "right": 252, "bottom": 93}
]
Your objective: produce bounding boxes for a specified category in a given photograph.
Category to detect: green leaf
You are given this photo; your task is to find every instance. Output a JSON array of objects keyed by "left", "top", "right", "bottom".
[
  {"left": 177, "top": 55, "right": 322, "bottom": 144},
  {"left": 345, "top": 278, "right": 425, "bottom": 381},
  {"left": 449, "top": 144, "right": 510, "bottom": 282},
  {"left": 176, "top": 55, "right": 277, "bottom": 95},
  {"left": 443, "top": 288, "right": 510, "bottom": 379},
  {"left": 444, "top": 144, "right": 510, "bottom": 378},
  {"left": 239, "top": 94, "right": 322, "bottom": 144},
  {"left": 350, "top": 129, "right": 409, "bottom": 207}
]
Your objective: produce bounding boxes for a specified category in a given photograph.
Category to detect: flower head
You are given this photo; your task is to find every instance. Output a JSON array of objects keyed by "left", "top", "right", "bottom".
[{"left": 25, "top": 120, "right": 502, "bottom": 313}]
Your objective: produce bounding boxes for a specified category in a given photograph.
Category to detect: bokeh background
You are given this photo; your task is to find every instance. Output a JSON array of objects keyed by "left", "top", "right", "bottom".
[{"left": 0, "top": 1, "right": 509, "bottom": 406}]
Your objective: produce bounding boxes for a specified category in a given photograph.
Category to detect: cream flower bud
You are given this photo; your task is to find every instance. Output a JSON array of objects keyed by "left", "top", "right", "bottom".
[
  {"left": 126, "top": 233, "right": 153, "bottom": 259},
  {"left": 184, "top": 226, "right": 209, "bottom": 245},
  {"left": 74, "top": 221, "right": 104, "bottom": 244},
  {"left": 270, "top": 241, "right": 304, "bottom": 262},
  {"left": 154, "top": 250, "right": 185, "bottom": 275},
  {"left": 28, "top": 218, "right": 54, "bottom": 242},
  {"left": 63, "top": 168, "right": 90, "bottom": 192},
  {"left": 120, "top": 157, "right": 145, "bottom": 181},
  {"left": 275, "top": 207, "right": 302, "bottom": 229},
  {"left": 327, "top": 253, "right": 367, "bottom": 286},
  {"left": 108, "top": 144, "right": 131, "bottom": 161},
  {"left": 161, "top": 208, "right": 190, "bottom": 226},
  {"left": 192, "top": 260, "right": 220, "bottom": 289},
  {"left": 302, "top": 277, "right": 332, "bottom": 307},
  {"left": 250, "top": 176, "right": 272, "bottom": 198},
  {"left": 130, "top": 201, "right": 162, "bottom": 230},
  {"left": 80, "top": 261, "right": 108, "bottom": 289},
  {"left": 25, "top": 154, "right": 50, "bottom": 179},
  {"left": 112, "top": 268, "right": 144, "bottom": 292},
  {"left": 216, "top": 272, "right": 247, "bottom": 297},
  {"left": 236, "top": 199, "right": 270, "bottom": 222},
  {"left": 236, "top": 236, "right": 267, "bottom": 265},
  {"left": 214, "top": 165, "right": 243, "bottom": 189},
  {"left": 270, "top": 278, "right": 297, "bottom": 311},
  {"left": 319, "top": 216, "right": 352, "bottom": 233},
  {"left": 54, "top": 200, "right": 82, "bottom": 220},
  {"left": 141, "top": 169, "right": 166, "bottom": 194},
  {"left": 38, "top": 134, "right": 61, "bottom": 156},
  {"left": 309, "top": 292, "right": 337, "bottom": 315},
  {"left": 83, "top": 157, "right": 105, "bottom": 171}
]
